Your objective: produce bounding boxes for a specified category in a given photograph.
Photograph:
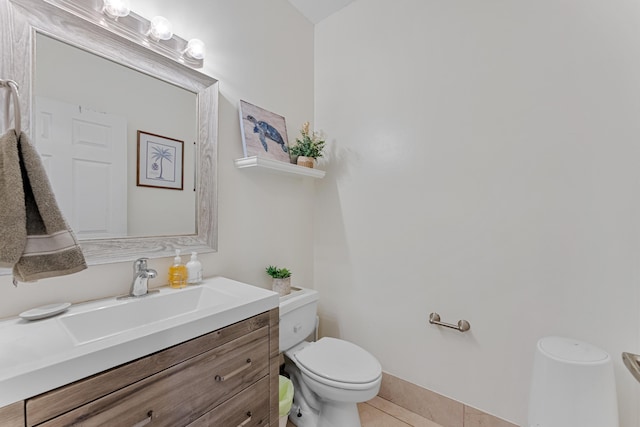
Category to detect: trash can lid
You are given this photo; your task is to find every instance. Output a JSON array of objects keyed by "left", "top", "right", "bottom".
[{"left": 538, "top": 336, "right": 610, "bottom": 364}]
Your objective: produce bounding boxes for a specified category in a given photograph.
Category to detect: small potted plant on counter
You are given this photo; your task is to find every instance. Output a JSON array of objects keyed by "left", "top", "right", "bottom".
[
  {"left": 266, "top": 265, "right": 292, "bottom": 296},
  {"left": 289, "top": 121, "right": 325, "bottom": 168}
]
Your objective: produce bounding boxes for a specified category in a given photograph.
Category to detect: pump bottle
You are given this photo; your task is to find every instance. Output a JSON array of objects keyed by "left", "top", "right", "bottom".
[
  {"left": 168, "top": 249, "right": 187, "bottom": 288},
  {"left": 186, "top": 252, "right": 203, "bottom": 284}
]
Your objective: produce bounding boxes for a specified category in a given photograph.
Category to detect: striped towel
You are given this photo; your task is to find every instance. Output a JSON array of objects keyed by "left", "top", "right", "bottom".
[{"left": 0, "top": 129, "right": 86, "bottom": 282}]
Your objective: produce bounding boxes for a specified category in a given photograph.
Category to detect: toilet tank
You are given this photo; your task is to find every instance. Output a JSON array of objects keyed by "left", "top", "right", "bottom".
[{"left": 279, "top": 287, "right": 319, "bottom": 352}]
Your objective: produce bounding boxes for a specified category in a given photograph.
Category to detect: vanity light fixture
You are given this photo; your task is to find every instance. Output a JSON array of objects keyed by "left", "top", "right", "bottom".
[
  {"left": 102, "top": 0, "right": 130, "bottom": 19},
  {"left": 183, "top": 38, "right": 206, "bottom": 60},
  {"left": 147, "top": 16, "right": 173, "bottom": 41},
  {"left": 47, "top": 0, "right": 205, "bottom": 68}
]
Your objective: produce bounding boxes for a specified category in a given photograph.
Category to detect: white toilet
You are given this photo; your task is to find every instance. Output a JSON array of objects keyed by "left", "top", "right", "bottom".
[
  {"left": 528, "top": 336, "right": 619, "bottom": 427},
  {"left": 280, "top": 287, "right": 382, "bottom": 427}
]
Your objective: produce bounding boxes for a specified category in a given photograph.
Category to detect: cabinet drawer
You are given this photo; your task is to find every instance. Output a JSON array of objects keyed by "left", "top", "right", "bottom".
[
  {"left": 186, "top": 376, "right": 269, "bottom": 427},
  {"left": 40, "top": 327, "right": 269, "bottom": 427}
]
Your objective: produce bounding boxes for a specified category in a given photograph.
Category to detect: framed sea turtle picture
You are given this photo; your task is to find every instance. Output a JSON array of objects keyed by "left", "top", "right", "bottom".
[{"left": 239, "top": 100, "right": 290, "bottom": 163}]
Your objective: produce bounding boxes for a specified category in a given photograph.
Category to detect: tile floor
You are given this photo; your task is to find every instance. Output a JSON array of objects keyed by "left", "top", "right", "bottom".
[{"left": 286, "top": 396, "right": 442, "bottom": 427}]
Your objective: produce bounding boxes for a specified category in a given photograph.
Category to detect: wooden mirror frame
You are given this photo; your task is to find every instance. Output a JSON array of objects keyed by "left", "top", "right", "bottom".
[{"left": 0, "top": 0, "right": 218, "bottom": 266}]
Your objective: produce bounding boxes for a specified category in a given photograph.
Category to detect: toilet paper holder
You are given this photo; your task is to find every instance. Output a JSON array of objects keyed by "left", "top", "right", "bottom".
[
  {"left": 428, "top": 312, "right": 471, "bottom": 332},
  {"left": 622, "top": 352, "right": 640, "bottom": 383}
]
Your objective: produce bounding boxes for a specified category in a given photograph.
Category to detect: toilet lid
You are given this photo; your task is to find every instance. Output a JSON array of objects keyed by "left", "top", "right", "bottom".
[{"left": 294, "top": 337, "right": 381, "bottom": 384}]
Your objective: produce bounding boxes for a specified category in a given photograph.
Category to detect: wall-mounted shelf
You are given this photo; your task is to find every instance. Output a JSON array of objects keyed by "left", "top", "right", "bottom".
[{"left": 234, "top": 156, "right": 325, "bottom": 179}]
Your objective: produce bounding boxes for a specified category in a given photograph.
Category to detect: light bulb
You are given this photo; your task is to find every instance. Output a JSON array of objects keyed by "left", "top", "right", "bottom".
[
  {"left": 148, "top": 16, "right": 173, "bottom": 41},
  {"left": 102, "top": 0, "right": 130, "bottom": 19},
  {"left": 184, "top": 38, "right": 205, "bottom": 60}
]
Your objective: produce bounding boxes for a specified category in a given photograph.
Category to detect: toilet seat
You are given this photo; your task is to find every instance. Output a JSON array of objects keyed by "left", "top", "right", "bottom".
[{"left": 292, "top": 337, "right": 381, "bottom": 390}]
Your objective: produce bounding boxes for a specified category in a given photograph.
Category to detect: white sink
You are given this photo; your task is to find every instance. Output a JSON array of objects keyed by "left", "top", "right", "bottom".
[
  {"left": 60, "top": 286, "right": 237, "bottom": 344},
  {"left": 0, "top": 276, "right": 278, "bottom": 408}
]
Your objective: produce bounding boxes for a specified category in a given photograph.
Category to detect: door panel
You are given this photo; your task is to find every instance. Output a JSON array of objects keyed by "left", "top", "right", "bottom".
[{"left": 35, "top": 96, "right": 127, "bottom": 238}]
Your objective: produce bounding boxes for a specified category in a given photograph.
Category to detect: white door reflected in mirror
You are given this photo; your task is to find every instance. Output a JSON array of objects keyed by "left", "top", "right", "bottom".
[{"left": 36, "top": 96, "right": 128, "bottom": 239}]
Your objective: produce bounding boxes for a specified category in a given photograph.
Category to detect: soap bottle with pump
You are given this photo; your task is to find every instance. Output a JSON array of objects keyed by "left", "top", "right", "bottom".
[
  {"left": 186, "top": 252, "right": 203, "bottom": 285},
  {"left": 168, "top": 249, "right": 187, "bottom": 288}
]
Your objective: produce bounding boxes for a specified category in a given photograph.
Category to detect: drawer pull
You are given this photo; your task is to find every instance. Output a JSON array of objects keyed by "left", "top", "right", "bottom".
[
  {"left": 237, "top": 411, "right": 252, "bottom": 427},
  {"left": 215, "top": 358, "right": 252, "bottom": 382},
  {"left": 132, "top": 410, "right": 153, "bottom": 427}
]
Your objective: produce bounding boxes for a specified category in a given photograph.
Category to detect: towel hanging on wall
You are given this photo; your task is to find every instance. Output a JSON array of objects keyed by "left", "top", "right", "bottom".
[{"left": 0, "top": 79, "right": 87, "bottom": 283}]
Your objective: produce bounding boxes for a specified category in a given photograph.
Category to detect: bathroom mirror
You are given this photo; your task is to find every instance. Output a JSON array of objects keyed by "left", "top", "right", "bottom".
[
  {"left": 0, "top": 0, "right": 218, "bottom": 266},
  {"left": 34, "top": 33, "right": 198, "bottom": 239}
]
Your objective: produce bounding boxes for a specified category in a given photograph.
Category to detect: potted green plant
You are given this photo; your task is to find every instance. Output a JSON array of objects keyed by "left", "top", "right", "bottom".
[
  {"left": 289, "top": 122, "right": 325, "bottom": 168},
  {"left": 266, "top": 265, "right": 292, "bottom": 296}
]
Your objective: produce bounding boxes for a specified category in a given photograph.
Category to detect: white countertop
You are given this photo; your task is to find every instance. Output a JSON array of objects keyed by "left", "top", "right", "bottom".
[{"left": 0, "top": 276, "right": 278, "bottom": 407}]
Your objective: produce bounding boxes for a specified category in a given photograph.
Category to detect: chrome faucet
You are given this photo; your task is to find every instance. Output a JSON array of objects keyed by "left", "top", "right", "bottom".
[{"left": 119, "top": 258, "right": 158, "bottom": 299}]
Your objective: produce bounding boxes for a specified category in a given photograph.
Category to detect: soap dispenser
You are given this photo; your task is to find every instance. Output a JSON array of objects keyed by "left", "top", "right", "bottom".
[
  {"left": 186, "top": 252, "right": 203, "bottom": 285},
  {"left": 168, "top": 249, "right": 187, "bottom": 288}
]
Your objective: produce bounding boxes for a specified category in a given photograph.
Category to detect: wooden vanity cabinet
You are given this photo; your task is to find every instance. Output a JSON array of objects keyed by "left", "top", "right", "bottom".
[
  {"left": 20, "top": 309, "right": 279, "bottom": 427},
  {"left": 0, "top": 401, "right": 24, "bottom": 427}
]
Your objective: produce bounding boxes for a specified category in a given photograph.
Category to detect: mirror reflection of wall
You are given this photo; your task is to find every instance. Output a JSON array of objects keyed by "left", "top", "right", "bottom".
[{"left": 34, "top": 33, "right": 197, "bottom": 239}]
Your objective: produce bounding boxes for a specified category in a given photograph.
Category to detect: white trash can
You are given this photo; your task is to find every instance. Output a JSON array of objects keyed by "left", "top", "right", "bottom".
[{"left": 528, "top": 336, "right": 618, "bottom": 427}]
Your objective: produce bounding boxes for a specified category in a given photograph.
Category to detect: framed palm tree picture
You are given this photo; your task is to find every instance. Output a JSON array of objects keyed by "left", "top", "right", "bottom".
[{"left": 137, "top": 130, "right": 184, "bottom": 190}]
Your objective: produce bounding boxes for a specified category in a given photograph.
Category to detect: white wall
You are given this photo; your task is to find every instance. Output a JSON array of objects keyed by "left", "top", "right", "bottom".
[
  {"left": 314, "top": 0, "right": 640, "bottom": 425},
  {"left": 0, "top": 0, "right": 316, "bottom": 322}
]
